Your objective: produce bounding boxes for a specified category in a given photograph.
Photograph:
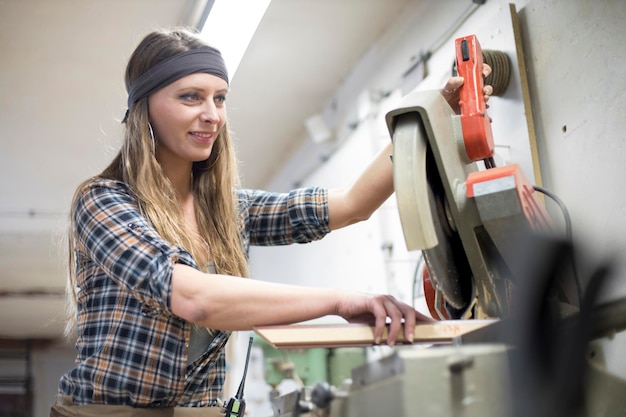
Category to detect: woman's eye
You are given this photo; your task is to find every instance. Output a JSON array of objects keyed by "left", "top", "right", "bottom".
[
  {"left": 215, "top": 95, "right": 227, "bottom": 104},
  {"left": 180, "top": 93, "right": 200, "bottom": 102}
]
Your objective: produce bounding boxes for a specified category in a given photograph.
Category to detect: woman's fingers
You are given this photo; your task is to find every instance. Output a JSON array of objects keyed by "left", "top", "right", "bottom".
[
  {"left": 441, "top": 63, "right": 493, "bottom": 112},
  {"left": 367, "top": 295, "right": 429, "bottom": 346},
  {"left": 382, "top": 296, "right": 404, "bottom": 346},
  {"left": 337, "top": 292, "right": 434, "bottom": 346},
  {"left": 482, "top": 63, "right": 492, "bottom": 78},
  {"left": 484, "top": 84, "right": 493, "bottom": 99},
  {"left": 370, "top": 297, "right": 388, "bottom": 345},
  {"left": 399, "top": 301, "right": 416, "bottom": 344}
]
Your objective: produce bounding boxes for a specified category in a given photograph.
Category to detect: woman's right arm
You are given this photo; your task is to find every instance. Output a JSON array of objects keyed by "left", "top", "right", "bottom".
[{"left": 170, "top": 263, "right": 431, "bottom": 346}]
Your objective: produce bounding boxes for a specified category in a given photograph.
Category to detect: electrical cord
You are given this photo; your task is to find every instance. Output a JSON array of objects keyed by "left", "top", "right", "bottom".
[
  {"left": 533, "top": 185, "right": 583, "bottom": 306},
  {"left": 532, "top": 185, "right": 572, "bottom": 243}
]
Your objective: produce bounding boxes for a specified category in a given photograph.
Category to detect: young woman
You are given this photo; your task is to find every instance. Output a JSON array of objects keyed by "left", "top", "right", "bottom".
[{"left": 51, "top": 27, "right": 491, "bottom": 415}]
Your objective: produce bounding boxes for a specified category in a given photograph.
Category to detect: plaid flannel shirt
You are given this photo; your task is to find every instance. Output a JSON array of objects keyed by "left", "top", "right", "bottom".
[{"left": 58, "top": 179, "right": 329, "bottom": 407}]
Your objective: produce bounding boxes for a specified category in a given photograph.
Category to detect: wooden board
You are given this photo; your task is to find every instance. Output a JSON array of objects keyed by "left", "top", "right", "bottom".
[
  {"left": 509, "top": 2, "right": 543, "bottom": 188},
  {"left": 254, "top": 320, "right": 497, "bottom": 349}
]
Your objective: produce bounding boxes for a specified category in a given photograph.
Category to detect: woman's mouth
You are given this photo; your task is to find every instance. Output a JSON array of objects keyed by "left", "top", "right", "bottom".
[{"left": 189, "top": 131, "right": 214, "bottom": 143}]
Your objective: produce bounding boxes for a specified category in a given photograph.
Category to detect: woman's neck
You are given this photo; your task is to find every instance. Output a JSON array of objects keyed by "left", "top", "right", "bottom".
[{"left": 159, "top": 158, "right": 193, "bottom": 199}]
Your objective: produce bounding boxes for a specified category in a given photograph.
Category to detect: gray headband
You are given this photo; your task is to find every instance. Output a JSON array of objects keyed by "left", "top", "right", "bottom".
[{"left": 122, "top": 47, "right": 229, "bottom": 123}]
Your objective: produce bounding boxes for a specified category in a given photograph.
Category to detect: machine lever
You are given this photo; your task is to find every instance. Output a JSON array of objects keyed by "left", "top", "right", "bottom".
[{"left": 455, "top": 34, "right": 494, "bottom": 161}]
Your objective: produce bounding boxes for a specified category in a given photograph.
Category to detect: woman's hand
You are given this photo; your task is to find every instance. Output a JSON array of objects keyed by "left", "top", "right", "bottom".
[
  {"left": 440, "top": 63, "right": 493, "bottom": 114},
  {"left": 334, "top": 292, "right": 434, "bottom": 346}
]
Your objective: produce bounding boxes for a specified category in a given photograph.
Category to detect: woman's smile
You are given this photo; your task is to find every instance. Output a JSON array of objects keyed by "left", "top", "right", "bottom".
[{"left": 189, "top": 131, "right": 216, "bottom": 144}]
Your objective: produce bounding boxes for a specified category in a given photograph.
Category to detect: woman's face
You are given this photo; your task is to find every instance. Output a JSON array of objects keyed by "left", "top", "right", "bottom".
[{"left": 148, "top": 72, "right": 228, "bottom": 167}]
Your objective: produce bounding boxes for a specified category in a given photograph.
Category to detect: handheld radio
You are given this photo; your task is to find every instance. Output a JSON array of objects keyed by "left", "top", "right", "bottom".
[{"left": 224, "top": 336, "right": 254, "bottom": 417}]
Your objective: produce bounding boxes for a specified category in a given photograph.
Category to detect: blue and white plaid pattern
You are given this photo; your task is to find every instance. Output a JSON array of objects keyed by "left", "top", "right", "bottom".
[{"left": 59, "top": 179, "right": 329, "bottom": 406}]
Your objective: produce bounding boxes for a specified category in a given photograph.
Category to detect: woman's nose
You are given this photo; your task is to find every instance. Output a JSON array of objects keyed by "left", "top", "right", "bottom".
[{"left": 201, "top": 102, "right": 219, "bottom": 123}]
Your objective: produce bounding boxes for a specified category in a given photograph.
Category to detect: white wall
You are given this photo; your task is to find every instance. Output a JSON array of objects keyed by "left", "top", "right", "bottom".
[
  {"left": 521, "top": 0, "right": 626, "bottom": 292},
  {"left": 518, "top": 0, "right": 626, "bottom": 376}
]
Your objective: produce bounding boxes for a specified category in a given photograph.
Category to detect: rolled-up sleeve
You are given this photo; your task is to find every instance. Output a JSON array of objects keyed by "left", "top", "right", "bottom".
[
  {"left": 73, "top": 180, "right": 189, "bottom": 312},
  {"left": 238, "top": 187, "right": 330, "bottom": 246}
]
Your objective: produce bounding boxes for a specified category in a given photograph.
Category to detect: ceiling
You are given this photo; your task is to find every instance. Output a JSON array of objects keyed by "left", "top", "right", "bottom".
[{"left": 0, "top": 0, "right": 415, "bottom": 341}]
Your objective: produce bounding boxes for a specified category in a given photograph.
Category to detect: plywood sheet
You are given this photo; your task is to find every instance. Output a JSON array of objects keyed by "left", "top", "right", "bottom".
[{"left": 254, "top": 320, "right": 496, "bottom": 349}]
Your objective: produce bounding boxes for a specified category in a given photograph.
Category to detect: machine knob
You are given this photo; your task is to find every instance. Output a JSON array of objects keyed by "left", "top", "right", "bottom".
[{"left": 310, "top": 382, "right": 334, "bottom": 409}]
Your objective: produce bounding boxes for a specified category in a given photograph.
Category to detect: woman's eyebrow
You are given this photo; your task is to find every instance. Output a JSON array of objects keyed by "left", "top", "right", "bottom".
[{"left": 174, "top": 85, "right": 229, "bottom": 94}]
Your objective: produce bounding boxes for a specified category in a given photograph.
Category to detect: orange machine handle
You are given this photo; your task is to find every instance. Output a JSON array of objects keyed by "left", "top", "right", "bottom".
[{"left": 455, "top": 34, "right": 494, "bottom": 161}]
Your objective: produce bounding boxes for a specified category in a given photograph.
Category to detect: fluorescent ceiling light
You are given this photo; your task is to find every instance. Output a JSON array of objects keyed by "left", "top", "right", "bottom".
[{"left": 199, "top": 0, "right": 272, "bottom": 81}]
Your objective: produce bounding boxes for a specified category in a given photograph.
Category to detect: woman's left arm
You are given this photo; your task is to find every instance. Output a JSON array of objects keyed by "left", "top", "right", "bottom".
[
  {"left": 327, "top": 142, "right": 394, "bottom": 230},
  {"left": 328, "top": 64, "right": 493, "bottom": 230}
]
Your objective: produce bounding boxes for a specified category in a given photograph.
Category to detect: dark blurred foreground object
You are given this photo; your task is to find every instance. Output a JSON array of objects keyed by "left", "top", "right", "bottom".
[{"left": 502, "top": 232, "right": 626, "bottom": 417}]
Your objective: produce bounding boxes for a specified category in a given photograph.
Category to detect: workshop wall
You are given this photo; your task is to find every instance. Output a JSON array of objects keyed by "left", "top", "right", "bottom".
[
  {"left": 248, "top": 0, "right": 626, "bottom": 395},
  {"left": 518, "top": 0, "right": 626, "bottom": 377}
]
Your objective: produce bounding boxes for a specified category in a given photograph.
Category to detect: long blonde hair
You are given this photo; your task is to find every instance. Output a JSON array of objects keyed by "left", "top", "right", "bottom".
[{"left": 65, "top": 28, "right": 249, "bottom": 337}]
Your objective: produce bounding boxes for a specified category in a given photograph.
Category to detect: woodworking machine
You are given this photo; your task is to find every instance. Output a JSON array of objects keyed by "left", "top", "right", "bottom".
[{"left": 266, "top": 35, "right": 626, "bottom": 417}]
